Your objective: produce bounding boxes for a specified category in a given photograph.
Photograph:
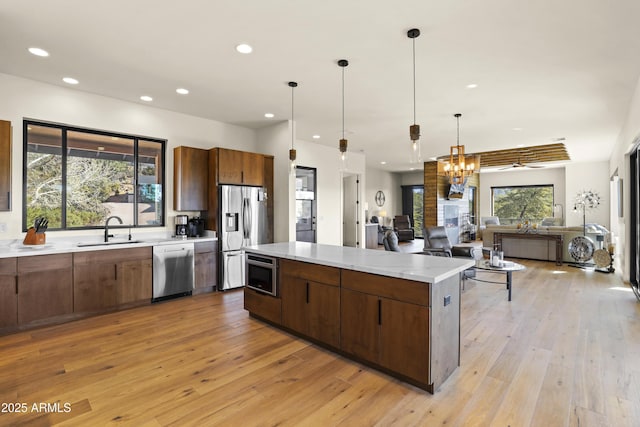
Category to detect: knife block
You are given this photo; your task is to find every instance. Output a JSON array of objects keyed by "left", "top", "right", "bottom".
[{"left": 23, "top": 227, "right": 46, "bottom": 245}]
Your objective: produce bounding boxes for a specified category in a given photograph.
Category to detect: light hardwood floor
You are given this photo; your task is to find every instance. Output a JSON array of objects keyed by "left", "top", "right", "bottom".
[{"left": 1, "top": 259, "right": 639, "bottom": 426}]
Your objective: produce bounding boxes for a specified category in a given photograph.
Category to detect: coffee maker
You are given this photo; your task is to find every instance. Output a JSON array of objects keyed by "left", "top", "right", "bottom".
[{"left": 175, "top": 215, "right": 188, "bottom": 238}]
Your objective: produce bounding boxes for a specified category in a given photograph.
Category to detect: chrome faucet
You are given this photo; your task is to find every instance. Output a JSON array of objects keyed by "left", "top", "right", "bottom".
[{"left": 104, "top": 216, "right": 123, "bottom": 242}]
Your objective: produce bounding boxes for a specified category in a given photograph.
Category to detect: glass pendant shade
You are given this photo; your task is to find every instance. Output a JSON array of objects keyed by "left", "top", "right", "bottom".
[
  {"left": 289, "top": 148, "right": 297, "bottom": 175},
  {"left": 410, "top": 124, "right": 421, "bottom": 163},
  {"left": 339, "top": 138, "right": 348, "bottom": 170}
]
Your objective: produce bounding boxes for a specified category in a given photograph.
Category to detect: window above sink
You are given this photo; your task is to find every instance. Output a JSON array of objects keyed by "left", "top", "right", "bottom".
[{"left": 23, "top": 120, "right": 166, "bottom": 232}]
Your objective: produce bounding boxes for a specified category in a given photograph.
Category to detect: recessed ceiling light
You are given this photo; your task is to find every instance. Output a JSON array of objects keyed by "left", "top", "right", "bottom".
[
  {"left": 28, "top": 47, "right": 49, "bottom": 57},
  {"left": 140, "top": 95, "right": 153, "bottom": 102},
  {"left": 512, "top": 127, "right": 523, "bottom": 131},
  {"left": 62, "top": 77, "right": 78, "bottom": 85},
  {"left": 264, "top": 113, "right": 274, "bottom": 118},
  {"left": 517, "top": 144, "right": 525, "bottom": 147},
  {"left": 429, "top": 157, "right": 438, "bottom": 161},
  {"left": 176, "top": 88, "right": 189, "bottom": 95},
  {"left": 380, "top": 161, "right": 387, "bottom": 165},
  {"left": 312, "top": 135, "right": 320, "bottom": 139},
  {"left": 466, "top": 83, "right": 478, "bottom": 89},
  {"left": 409, "top": 168, "right": 416, "bottom": 171},
  {"left": 552, "top": 137, "right": 566, "bottom": 142},
  {"left": 236, "top": 44, "right": 253, "bottom": 54}
]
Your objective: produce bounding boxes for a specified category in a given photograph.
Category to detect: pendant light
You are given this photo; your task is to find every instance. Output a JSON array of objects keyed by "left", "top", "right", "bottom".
[
  {"left": 288, "top": 81, "right": 298, "bottom": 176},
  {"left": 408, "top": 28, "right": 421, "bottom": 163},
  {"left": 338, "top": 59, "right": 349, "bottom": 170}
]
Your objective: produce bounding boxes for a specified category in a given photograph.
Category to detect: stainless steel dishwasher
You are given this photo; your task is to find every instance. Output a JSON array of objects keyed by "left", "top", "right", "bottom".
[{"left": 152, "top": 242, "right": 195, "bottom": 301}]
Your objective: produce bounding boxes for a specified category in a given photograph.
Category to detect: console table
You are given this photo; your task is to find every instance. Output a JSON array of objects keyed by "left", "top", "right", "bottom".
[{"left": 493, "top": 232, "right": 563, "bottom": 265}]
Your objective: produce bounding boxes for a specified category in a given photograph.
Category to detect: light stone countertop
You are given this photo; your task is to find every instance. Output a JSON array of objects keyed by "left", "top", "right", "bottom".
[
  {"left": 0, "top": 232, "right": 217, "bottom": 259},
  {"left": 244, "top": 242, "right": 474, "bottom": 284}
]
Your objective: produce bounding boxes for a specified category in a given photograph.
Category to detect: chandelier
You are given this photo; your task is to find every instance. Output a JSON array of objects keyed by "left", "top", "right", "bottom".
[{"left": 442, "top": 113, "right": 480, "bottom": 185}]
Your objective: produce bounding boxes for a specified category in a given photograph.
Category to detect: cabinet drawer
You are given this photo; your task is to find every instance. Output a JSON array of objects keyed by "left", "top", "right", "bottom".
[
  {"left": 280, "top": 259, "right": 340, "bottom": 287},
  {"left": 17, "top": 253, "right": 72, "bottom": 274},
  {"left": 74, "top": 247, "right": 151, "bottom": 264},
  {"left": 195, "top": 240, "right": 217, "bottom": 254},
  {"left": 341, "top": 269, "right": 430, "bottom": 306}
]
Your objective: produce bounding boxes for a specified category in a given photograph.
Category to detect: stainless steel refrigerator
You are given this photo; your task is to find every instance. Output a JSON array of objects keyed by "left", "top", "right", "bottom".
[{"left": 219, "top": 185, "right": 270, "bottom": 290}]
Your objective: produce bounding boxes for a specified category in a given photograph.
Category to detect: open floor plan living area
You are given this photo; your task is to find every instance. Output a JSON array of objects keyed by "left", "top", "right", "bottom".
[{"left": 2, "top": 1, "right": 640, "bottom": 426}]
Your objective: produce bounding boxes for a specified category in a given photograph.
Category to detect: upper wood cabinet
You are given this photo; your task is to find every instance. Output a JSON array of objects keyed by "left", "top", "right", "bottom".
[
  {"left": 0, "top": 120, "right": 11, "bottom": 211},
  {"left": 174, "top": 146, "right": 209, "bottom": 211},
  {"left": 206, "top": 147, "right": 274, "bottom": 232},
  {"left": 216, "top": 148, "right": 264, "bottom": 186}
]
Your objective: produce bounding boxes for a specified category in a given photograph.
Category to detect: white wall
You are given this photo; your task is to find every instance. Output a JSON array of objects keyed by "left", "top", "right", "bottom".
[
  {"left": 257, "top": 122, "right": 366, "bottom": 246},
  {"left": 256, "top": 121, "right": 292, "bottom": 243},
  {"left": 365, "top": 166, "right": 400, "bottom": 227},
  {"left": 609, "top": 74, "right": 640, "bottom": 280},
  {"left": 0, "top": 73, "right": 257, "bottom": 240}
]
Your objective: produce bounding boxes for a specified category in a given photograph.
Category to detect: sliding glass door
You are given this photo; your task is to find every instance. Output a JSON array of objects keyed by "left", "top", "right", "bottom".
[
  {"left": 401, "top": 185, "right": 424, "bottom": 238},
  {"left": 630, "top": 145, "right": 639, "bottom": 300}
]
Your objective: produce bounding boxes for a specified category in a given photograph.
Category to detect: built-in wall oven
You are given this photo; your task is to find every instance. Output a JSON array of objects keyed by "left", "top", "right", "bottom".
[{"left": 246, "top": 253, "right": 278, "bottom": 296}]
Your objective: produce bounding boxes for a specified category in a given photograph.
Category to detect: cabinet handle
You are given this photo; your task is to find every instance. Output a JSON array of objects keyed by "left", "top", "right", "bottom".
[
  {"left": 306, "top": 282, "right": 309, "bottom": 304},
  {"left": 15, "top": 280, "right": 18, "bottom": 295},
  {"left": 114, "top": 264, "right": 118, "bottom": 281},
  {"left": 378, "top": 299, "right": 382, "bottom": 325},
  {"left": 6, "top": 191, "right": 9, "bottom": 210}
]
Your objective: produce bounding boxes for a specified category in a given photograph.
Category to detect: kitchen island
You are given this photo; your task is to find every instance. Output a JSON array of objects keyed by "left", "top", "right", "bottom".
[{"left": 243, "top": 242, "right": 474, "bottom": 393}]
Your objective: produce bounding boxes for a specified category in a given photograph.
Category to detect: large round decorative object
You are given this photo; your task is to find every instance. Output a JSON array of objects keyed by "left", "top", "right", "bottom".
[
  {"left": 375, "top": 191, "right": 386, "bottom": 207},
  {"left": 568, "top": 236, "right": 595, "bottom": 263},
  {"left": 593, "top": 248, "right": 612, "bottom": 268}
]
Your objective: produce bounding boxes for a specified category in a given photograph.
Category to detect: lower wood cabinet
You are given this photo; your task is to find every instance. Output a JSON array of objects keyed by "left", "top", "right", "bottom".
[
  {"left": 0, "top": 258, "right": 17, "bottom": 328},
  {"left": 340, "top": 288, "right": 429, "bottom": 384},
  {"left": 195, "top": 240, "right": 217, "bottom": 291},
  {"left": 17, "top": 254, "right": 73, "bottom": 325},
  {"left": 73, "top": 247, "right": 152, "bottom": 313},
  {"left": 244, "top": 254, "right": 460, "bottom": 393},
  {"left": 117, "top": 258, "right": 153, "bottom": 305},
  {"left": 244, "top": 287, "right": 282, "bottom": 324},
  {"left": 280, "top": 259, "right": 341, "bottom": 349}
]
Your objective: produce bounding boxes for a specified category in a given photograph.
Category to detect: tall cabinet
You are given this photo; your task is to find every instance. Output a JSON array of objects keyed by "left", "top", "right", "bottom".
[
  {"left": 173, "top": 146, "right": 208, "bottom": 211},
  {"left": 0, "top": 120, "right": 11, "bottom": 211}
]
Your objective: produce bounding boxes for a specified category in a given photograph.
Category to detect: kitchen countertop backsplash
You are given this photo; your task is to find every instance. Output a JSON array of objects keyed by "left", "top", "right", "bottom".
[{"left": 0, "top": 230, "right": 217, "bottom": 259}]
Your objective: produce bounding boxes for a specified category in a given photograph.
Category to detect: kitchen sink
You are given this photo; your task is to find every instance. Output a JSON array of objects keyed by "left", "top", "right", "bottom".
[{"left": 77, "top": 240, "right": 145, "bottom": 247}]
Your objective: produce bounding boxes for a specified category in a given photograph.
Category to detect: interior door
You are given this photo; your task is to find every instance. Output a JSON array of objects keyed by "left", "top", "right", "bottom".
[
  {"left": 343, "top": 174, "right": 359, "bottom": 247},
  {"left": 296, "top": 167, "right": 316, "bottom": 243}
]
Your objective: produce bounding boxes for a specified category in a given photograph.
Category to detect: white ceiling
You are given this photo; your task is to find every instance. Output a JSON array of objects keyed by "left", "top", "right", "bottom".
[{"left": 2, "top": 0, "right": 640, "bottom": 172}]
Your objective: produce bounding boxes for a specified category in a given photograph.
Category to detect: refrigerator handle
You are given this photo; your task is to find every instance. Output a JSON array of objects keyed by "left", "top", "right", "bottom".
[
  {"left": 242, "top": 197, "right": 250, "bottom": 239},
  {"left": 246, "top": 197, "right": 253, "bottom": 238}
]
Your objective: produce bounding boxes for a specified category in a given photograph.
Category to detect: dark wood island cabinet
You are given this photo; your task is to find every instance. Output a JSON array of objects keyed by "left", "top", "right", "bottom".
[{"left": 243, "top": 242, "right": 472, "bottom": 393}]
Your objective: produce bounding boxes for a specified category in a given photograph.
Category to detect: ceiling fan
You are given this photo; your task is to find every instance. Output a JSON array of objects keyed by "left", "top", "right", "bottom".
[{"left": 499, "top": 156, "right": 544, "bottom": 170}]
